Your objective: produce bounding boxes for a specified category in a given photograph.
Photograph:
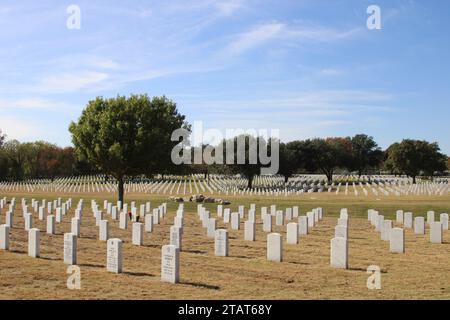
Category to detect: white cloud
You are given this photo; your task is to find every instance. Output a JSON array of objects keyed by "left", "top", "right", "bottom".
[
  {"left": 283, "top": 25, "right": 363, "bottom": 42},
  {"left": 319, "top": 68, "right": 342, "bottom": 76},
  {"left": 0, "top": 97, "right": 78, "bottom": 112},
  {"left": 0, "top": 116, "right": 47, "bottom": 142},
  {"left": 224, "top": 22, "right": 285, "bottom": 56},
  {"left": 32, "top": 71, "right": 109, "bottom": 94},
  {"left": 215, "top": 0, "right": 245, "bottom": 16},
  {"left": 222, "top": 22, "right": 362, "bottom": 58}
]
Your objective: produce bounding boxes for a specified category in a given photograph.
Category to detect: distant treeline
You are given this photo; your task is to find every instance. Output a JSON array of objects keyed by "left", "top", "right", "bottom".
[
  {"left": 0, "top": 134, "right": 98, "bottom": 181},
  {"left": 1, "top": 128, "right": 448, "bottom": 184}
]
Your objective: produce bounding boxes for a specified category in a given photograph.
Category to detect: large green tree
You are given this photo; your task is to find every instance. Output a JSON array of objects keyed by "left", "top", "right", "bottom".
[
  {"left": 309, "top": 137, "right": 353, "bottom": 183},
  {"left": 349, "top": 134, "right": 383, "bottom": 176},
  {"left": 69, "top": 94, "right": 188, "bottom": 205},
  {"left": 221, "top": 135, "right": 269, "bottom": 189},
  {"left": 279, "top": 141, "right": 298, "bottom": 183},
  {"left": 385, "top": 139, "right": 447, "bottom": 183}
]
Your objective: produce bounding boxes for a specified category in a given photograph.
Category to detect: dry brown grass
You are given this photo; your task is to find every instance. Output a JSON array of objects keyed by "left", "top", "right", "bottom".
[{"left": 0, "top": 191, "right": 449, "bottom": 300}]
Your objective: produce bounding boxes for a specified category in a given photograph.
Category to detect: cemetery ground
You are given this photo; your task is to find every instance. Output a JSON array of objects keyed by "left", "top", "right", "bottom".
[{"left": 0, "top": 191, "right": 449, "bottom": 300}]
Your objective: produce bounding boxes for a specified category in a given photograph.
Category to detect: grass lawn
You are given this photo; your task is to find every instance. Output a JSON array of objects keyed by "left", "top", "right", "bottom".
[{"left": 0, "top": 190, "right": 449, "bottom": 299}]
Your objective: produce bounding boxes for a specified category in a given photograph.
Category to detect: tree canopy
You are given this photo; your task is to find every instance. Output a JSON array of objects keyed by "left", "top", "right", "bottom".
[
  {"left": 385, "top": 139, "right": 448, "bottom": 183},
  {"left": 69, "top": 94, "right": 188, "bottom": 204}
]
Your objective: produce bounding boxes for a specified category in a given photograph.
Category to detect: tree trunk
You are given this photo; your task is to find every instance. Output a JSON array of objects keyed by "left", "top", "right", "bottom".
[
  {"left": 412, "top": 176, "right": 416, "bottom": 184},
  {"left": 284, "top": 175, "right": 289, "bottom": 183},
  {"left": 247, "top": 175, "right": 254, "bottom": 189},
  {"left": 204, "top": 172, "right": 207, "bottom": 180},
  {"left": 326, "top": 171, "right": 333, "bottom": 184},
  {"left": 118, "top": 176, "right": 124, "bottom": 207}
]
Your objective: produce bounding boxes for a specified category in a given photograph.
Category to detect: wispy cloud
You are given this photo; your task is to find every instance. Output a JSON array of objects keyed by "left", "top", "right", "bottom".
[
  {"left": 214, "top": 0, "right": 245, "bottom": 16},
  {"left": 222, "top": 21, "right": 362, "bottom": 58},
  {"left": 0, "top": 97, "right": 78, "bottom": 112},
  {"left": 0, "top": 116, "right": 48, "bottom": 142},
  {"left": 224, "top": 22, "right": 285, "bottom": 56},
  {"left": 31, "top": 71, "right": 109, "bottom": 94}
]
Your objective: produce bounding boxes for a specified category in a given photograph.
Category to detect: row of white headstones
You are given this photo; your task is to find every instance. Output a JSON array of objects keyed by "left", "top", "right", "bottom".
[
  {"left": 1, "top": 197, "right": 448, "bottom": 284},
  {"left": 329, "top": 208, "right": 450, "bottom": 269},
  {"left": 3, "top": 174, "right": 447, "bottom": 197},
  {"left": 0, "top": 197, "right": 330, "bottom": 284}
]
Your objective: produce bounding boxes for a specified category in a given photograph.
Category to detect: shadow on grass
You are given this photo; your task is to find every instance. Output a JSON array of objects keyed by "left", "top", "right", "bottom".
[
  {"left": 180, "top": 281, "right": 220, "bottom": 290},
  {"left": 39, "top": 256, "right": 61, "bottom": 261},
  {"left": 287, "top": 261, "right": 310, "bottom": 266},
  {"left": 348, "top": 266, "right": 388, "bottom": 273},
  {"left": 229, "top": 255, "right": 253, "bottom": 259},
  {"left": 81, "top": 235, "right": 97, "bottom": 240},
  {"left": 10, "top": 249, "right": 26, "bottom": 254},
  {"left": 183, "top": 249, "right": 207, "bottom": 255},
  {"left": 123, "top": 271, "right": 155, "bottom": 277},
  {"left": 79, "top": 263, "right": 104, "bottom": 268},
  {"left": 141, "top": 244, "right": 160, "bottom": 249}
]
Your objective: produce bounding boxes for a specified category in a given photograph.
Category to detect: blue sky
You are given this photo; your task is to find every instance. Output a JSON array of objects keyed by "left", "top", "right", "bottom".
[{"left": 0, "top": 0, "right": 449, "bottom": 153}]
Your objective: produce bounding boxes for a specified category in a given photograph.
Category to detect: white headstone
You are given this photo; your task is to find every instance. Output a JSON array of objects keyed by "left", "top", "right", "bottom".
[
  {"left": 396, "top": 210, "right": 404, "bottom": 224},
  {"left": 64, "top": 233, "right": 77, "bottom": 265},
  {"left": 262, "top": 214, "right": 272, "bottom": 232},
  {"left": 340, "top": 208, "right": 348, "bottom": 219},
  {"left": 270, "top": 205, "right": 276, "bottom": 215},
  {"left": 285, "top": 208, "right": 293, "bottom": 221},
  {"left": 307, "top": 212, "right": 315, "bottom": 228},
  {"left": 28, "top": 228, "right": 40, "bottom": 258},
  {"left": 298, "top": 216, "right": 308, "bottom": 235},
  {"left": 145, "top": 214, "right": 153, "bottom": 232},
  {"left": 381, "top": 220, "right": 392, "bottom": 241},
  {"left": 95, "top": 211, "right": 103, "bottom": 227},
  {"left": 223, "top": 209, "right": 231, "bottom": 223},
  {"left": 99, "top": 220, "right": 109, "bottom": 241},
  {"left": 38, "top": 207, "right": 44, "bottom": 220},
  {"left": 286, "top": 223, "right": 298, "bottom": 244},
  {"left": 111, "top": 206, "right": 118, "bottom": 220},
  {"left": 207, "top": 218, "right": 216, "bottom": 238},
  {"left": 248, "top": 210, "right": 256, "bottom": 223},
  {"left": 275, "top": 211, "right": 284, "bottom": 226},
  {"left": 56, "top": 208, "right": 62, "bottom": 223},
  {"left": 161, "top": 244, "right": 180, "bottom": 284},
  {"left": 217, "top": 205, "right": 223, "bottom": 217},
  {"left": 238, "top": 205, "right": 245, "bottom": 219},
  {"left": 5, "top": 211, "right": 13, "bottom": 228},
  {"left": 293, "top": 206, "right": 299, "bottom": 218},
  {"left": 430, "top": 222, "right": 442, "bottom": 244},
  {"left": 71, "top": 218, "right": 80, "bottom": 237},
  {"left": 244, "top": 220, "right": 255, "bottom": 241},
  {"left": 334, "top": 225, "right": 348, "bottom": 239},
  {"left": 330, "top": 237, "right": 348, "bottom": 269},
  {"left": 389, "top": 228, "right": 405, "bottom": 253},
  {"left": 119, "top": 212, "right": 128, "bottom": 230},
  {"left": 153, "top": 209, "right": 160, "bottom": 225},
  {"left": 24, "top": 212, "right": 32, "bottom": 231},
  {"left": 107, "top": 238, "right": 122, "bottom": 273},
  {"left": 338, "top": 218, "right": 348, "bottom": 228},
  {"left": 440, "top": 213, "right": 449, "bottom": 230},
  {"left": 414, "top": 217, "right": 425, "bottom": 235},
  {"left": 170, "top": 226, "right": 182, "bottom": 250},
  {"left": 427, "top": 211, "right": 435, "bottom": 225},
  {"left": 231, "top": 212, "right": 240, "bottom": 230},
  {"left": 267, "top": 233, "right": 282, "bottom": 262},
  {"left": 0, "top": 225, "right": 10, "bottom": 250},
  {"left": 132, "top": 223, "right": 144, "bottom": 246},
  {"left": 46, "top": 215, "right": 55, "bottom": 235},
  {"left": 404, "top": 212, "right": 413, "bottom": 229},
  {"left": 214, "top": 229, "right": 229, "bottom": 257}
]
